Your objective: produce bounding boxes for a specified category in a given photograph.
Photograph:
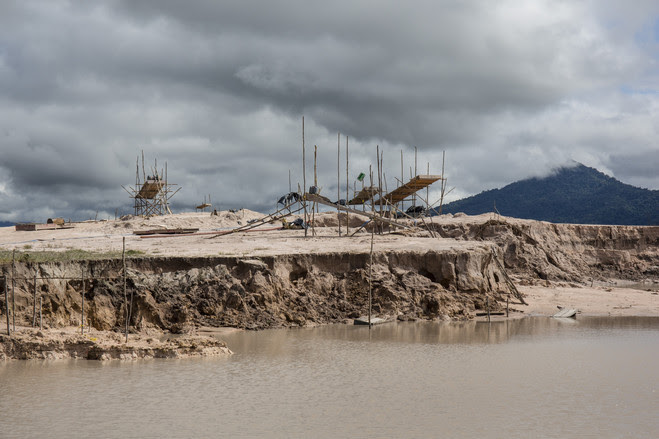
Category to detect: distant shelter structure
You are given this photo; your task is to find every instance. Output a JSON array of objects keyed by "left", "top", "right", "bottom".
[{"left": 122, "top": 152, "right": 180, "bottom": 216}]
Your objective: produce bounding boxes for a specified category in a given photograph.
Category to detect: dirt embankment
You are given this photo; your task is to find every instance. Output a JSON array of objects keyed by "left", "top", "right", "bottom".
[
  {"left": 0, "top": 213, "right": 657, "bottom": 361},
  {"left": 429, "top": 217, "right": 659, "bottom": 283},
  {"left": 0, "top": 244, "right": 510, "bottom": 336}
]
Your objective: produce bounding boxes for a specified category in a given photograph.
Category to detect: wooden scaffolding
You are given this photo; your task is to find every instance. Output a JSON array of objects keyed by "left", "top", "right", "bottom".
[{"left": 122, "top": 152, "right": 180, "bottom": 216}]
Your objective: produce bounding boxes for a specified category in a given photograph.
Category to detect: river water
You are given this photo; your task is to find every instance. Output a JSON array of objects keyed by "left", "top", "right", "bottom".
[{"left": 1, "top": 317, "right": 658, "bottom": 438}]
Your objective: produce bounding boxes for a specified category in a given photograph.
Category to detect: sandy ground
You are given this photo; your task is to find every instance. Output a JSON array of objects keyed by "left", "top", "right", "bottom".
[
  {"left": 0, "top": 210, "right": 491, "bottom": 257},
  {"left": 520, "top": 284, "right": 659, "bottom": 317}
]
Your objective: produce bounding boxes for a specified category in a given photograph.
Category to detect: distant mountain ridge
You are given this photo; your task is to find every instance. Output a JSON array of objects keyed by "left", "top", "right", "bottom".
[{"left": 438, "top": 163, "right": 659, "bottom": 225}]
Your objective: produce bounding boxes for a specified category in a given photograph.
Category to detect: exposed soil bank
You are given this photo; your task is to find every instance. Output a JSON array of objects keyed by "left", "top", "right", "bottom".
[
  {"left": 0, "top": 212, "right": 658, "bottom": 360},
  {"left": 0, "top": 243, "right": 511, "bottom": 336}
]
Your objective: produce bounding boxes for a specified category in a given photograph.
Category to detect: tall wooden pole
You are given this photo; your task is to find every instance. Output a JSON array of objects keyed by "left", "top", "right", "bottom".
[
  {"left": 11, "top": 249, "right": 15, "bottom": 331},
  {"left": 337, "top": 133, "right": 341, "bottom": 237},
  {"left": 413, "top": 146, "right": 418, "bottom": 208},
  {"left": 368, "top": 168, "right": 375, "bottom": 327},
  {"left": 400, "top": 149, "right": 404, "bottom": 212},
  {"left": 81, "top": 266, "right": 85, "bottom": 335},
  {"left": 4, "top": 276, "right": 9, "bottom": 336},
  {"left": 302, "top": 117, "right": 308, "bottom": 238},
  {"left": 312, "top": 145, "right": 318, "bottom": 236},
  {"left": 377, "top": 146, "right": 383, "bottom": 233},
  {"left": 345, "top": 135, "right": 349, "bottom": 236},
  {"left": 427, "top": 162, "right": 430, "bottom": 208},
  {"left": 32, "top": 273, "right": 37, "bottom": 327},
  {"left": 439, "top": 150, "right": 446, "bottom": 214},
  {"left": 380, "top": 149, "right": 384, "bottom": 229},
  {"left": 123, "top": 237, "right": 128, "bottom": 342}
]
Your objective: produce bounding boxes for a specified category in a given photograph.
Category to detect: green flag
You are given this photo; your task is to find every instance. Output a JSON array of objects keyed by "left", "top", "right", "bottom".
[{"left": 357, "top": 172, "right": 365, "bottom": 182}]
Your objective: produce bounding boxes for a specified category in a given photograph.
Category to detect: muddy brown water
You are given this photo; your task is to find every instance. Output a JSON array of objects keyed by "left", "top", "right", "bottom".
[{"left": 1, "top": 317, "right": 658, "bottom": 438}]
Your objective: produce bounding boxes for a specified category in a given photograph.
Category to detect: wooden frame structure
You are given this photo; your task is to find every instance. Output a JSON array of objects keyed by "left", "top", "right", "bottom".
[
  {"left": 379, "top": 175, "right": 443, "bottom": 204},
  {"left": 122, "top": 152, "right": 180, "bottom": 216}
]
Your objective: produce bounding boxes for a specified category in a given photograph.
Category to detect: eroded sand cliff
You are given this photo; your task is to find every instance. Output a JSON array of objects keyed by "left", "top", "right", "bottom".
[{"left": 0, "top": 211, "right": 657, "bottom": 359}]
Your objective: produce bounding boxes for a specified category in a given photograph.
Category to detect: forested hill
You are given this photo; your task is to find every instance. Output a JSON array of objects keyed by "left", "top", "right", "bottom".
[{"left": 438, "top": 163, "right": 659, "bottom": 225}]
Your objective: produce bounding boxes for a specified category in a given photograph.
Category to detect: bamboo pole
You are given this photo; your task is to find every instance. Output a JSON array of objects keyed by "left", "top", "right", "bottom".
[
  {"left": 337, "top": 133, "right": 341, "bottom": 237},
  {"left": 12, "top": 249, "right": 15, "bottom": 331},
  {"left": 427, "top": 162, "right": 430, "bottom": 211},
  {"left": 81, "top": 266, "right": 85, "bottom": 335},
  {"left": 400, "top": 149, "right": 404, "bottom": 213},
  {"left": 413, "top": 146, "right": 418, "bottom": 208},
  {"left": 379, "top": 149, "right": 384, "bottom": 231},
  {"left": 302, "top": 116, "right": 308, "bottom": 238},
  {"left": 439, "top": 150, "right": 446, "bottom": 214},
  {"left": 32, "top": 273, "right": 37, "bottom": 327},
  {"left": 4, "top": 276, "right": 9, "bottom": 336},
  {"left": 376, "top": 146, "right": 381, "bottom": 233},
  {"left": 123, "top": 237, "right": 128, "bottom": 342},
  {"left": 39, "top": 297, "right": 42, "bottom": 330},
  {"left": 368, "top": 168, "right": 375, "bottom": 327},
  {"left": 345, "top": 135, "right": 349, "bottom": 235},
  {"left": 312, "top": 145, "right": 317, "bottom": 237}
]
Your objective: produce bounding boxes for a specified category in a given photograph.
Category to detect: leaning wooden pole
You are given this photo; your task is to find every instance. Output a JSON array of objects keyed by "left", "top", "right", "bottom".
[
  {"left": 4, "top": 276, "right": 9, "bottom": 336},
  {"left": 439, "top": 150, "right": 446, "bottom": 214},
  {"left": 32, "top": 273, "right": 37, "bottom": 328},
  {"left": 302, "top": 116, "right": 308, "bottom": 238},
  {"left": 337, "top": 133, "right": 341, "bottom": 236}
]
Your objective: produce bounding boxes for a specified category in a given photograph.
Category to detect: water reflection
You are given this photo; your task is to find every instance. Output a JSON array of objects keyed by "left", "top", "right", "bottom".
[
  {"left": 221, "top": 316, "right": 659, "bottom": 355},
  {"left": 2, "top": 317, "right": 658, "bottom": 439}
]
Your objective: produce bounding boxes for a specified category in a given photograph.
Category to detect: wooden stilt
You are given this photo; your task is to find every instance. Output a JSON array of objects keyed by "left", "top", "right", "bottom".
[
  {"left": 400, "top": 149, "right": 404, "bottom": 213},
  {"left": 346, "top": 135, "right": 349, "bottom": 236},
  {"left": 337, "top": 133, "right": 341, "bottom": 237},
  {"left": 4, "top": 276, "right": 9, "bottom": 336},
  {"left": 312, "top": 145, "right": 317, "bottom": 236},
  {"left": 81, "top": 266, "right": 85, "bottom": 335},
  {"left": 32, "top": 273, "right": 37, "bottom": 327},
  {"left": 123, "top": 237, "right": 128, "bottom": 342},
  {"left": 413, "top": 146, "right": 418, "bottom": 208},
  {"left": 439, "top": 151, "right": 446, "bottom": 214},
  {"left": 368, "top": 169, "right": 375, "bottom": 327},
  {"left": 302, "top": 116, "right": 308, "bottom": 238},
  {"left": 12, "top": 249, "right": 15, "bottom": 331}
]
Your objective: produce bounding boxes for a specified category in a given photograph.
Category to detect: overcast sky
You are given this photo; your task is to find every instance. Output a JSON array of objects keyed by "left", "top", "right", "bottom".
[{"left": 1, "top": 0, "right": 658, "bottom": 222}]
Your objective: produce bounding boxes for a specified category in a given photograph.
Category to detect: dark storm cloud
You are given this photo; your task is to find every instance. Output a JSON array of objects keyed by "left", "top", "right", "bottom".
[{"left": 0, "top": 0, "right": 658, "bottom": 222}]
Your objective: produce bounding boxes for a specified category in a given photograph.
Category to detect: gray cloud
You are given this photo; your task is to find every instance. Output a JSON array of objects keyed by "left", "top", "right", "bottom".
[{"left": 0, "top": 0, "right": 658, "bottom": 222}]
